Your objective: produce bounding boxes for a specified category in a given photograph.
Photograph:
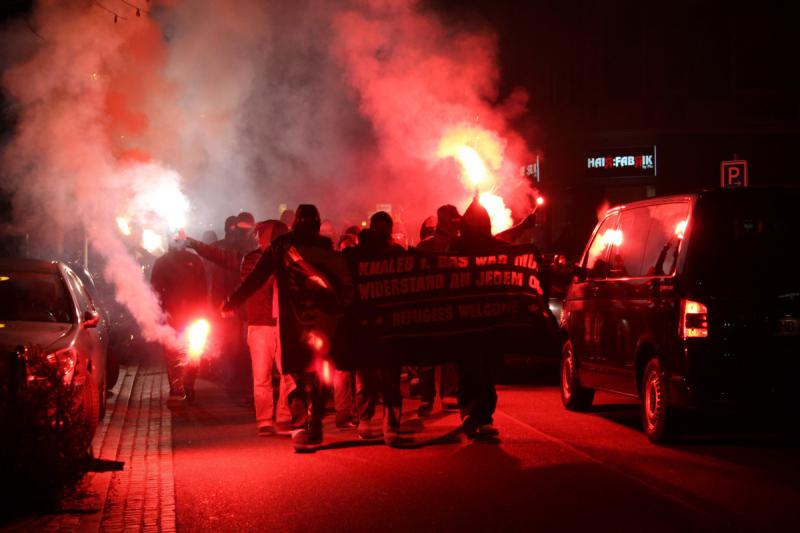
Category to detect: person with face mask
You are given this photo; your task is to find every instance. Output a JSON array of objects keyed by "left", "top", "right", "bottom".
[
  {"left": 345, "top": 211, "right": 406, "bottom": 446},
  {"left": 184, "top": 220, "right": 297, "bottom": 435},
  {"left": 448, "top": 198, "right": 509, "bottom": 439},
  {"left": 414, "top": 205, "right": 462, "bottom": 417},
  {"left": 223, "top": 205, "right": 343, "bottom": 451},
  {"left": 150, "top": 236, "right": 208, "bottom": 403}
]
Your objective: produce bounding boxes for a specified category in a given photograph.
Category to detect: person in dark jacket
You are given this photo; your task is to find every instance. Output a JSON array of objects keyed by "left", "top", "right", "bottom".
[
  {"left": 151, "top": 239, "right": 208, "bottom": 402},
  {"left": 415, "top": 205, "right": 461, "bottom": 417},
  {"left": 223, "top": 205, "right": 341, "bottom": 451},
  {"left": 208, "top": 215, "right": 250, "bottom": 391},
  {"left": 187, "top": 220, "right": 296, "bottom": 435},
  {"left": 448, "top": 199, "right": 508, "bottom": 439},
  {"left": 345, "top": 211, "right": 406, "bottom": 446}
]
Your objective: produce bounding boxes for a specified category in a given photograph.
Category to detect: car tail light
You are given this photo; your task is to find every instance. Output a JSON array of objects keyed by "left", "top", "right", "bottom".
[
  {"left": 34, "top": 347, "right": 78, "bottom": 384},
  {"left": 680, "top": 299, "right": 708, "bottom": 339}
]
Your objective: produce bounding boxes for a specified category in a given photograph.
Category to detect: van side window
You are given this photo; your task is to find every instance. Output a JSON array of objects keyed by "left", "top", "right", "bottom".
[
  {"left": 608, "top": 207, "right": 651, "bottom": 278},
  {"left": 642, "top": 202, "right": 690, "bottom": 276},
  {"left": 583, "top": 214, "right": 619, "bottom": 279}
]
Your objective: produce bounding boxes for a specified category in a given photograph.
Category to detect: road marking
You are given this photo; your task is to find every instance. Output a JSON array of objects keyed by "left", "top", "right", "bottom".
[{"left": 496, "top": 408, "right": 720, "bottom": 522}]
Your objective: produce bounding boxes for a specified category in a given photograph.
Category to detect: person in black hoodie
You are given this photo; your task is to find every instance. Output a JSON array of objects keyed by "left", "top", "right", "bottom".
[
  {"left": 345, "top": 211, "right": 406, "bottom": 447},
  {"left": 449, "top": 199, "right": 508, "bottom": 439},
  {"left": 223, "top": 205, "right": 341, "bottom": 451}
]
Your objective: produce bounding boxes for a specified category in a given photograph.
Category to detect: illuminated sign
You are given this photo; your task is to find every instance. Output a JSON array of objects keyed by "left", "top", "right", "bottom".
[
  {"left": 586, "top": 146, "right": 657, "bottom": 179},
  {"left": 720, "top": 160, "right": 748, "bottom": 188}
]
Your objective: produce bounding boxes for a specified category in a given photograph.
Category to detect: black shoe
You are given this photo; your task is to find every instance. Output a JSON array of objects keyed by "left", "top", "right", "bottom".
[
  {"left": 478, "top": 424, "right": 499, "bottom": 437},
  {"left": 384, "top": 427, "right": 401, "bottom": 447},
  {"left": 417, "top": 402, "right": 433, "bottom": 418},
  {"left": 292, "top": 429, "right": 322, "bottom": 452},
  {"left": 462, "top": 415, "right": 479, "bottom": 440},
  {"left": 257, "top": 425, "right": 274, "bottom": 437}
]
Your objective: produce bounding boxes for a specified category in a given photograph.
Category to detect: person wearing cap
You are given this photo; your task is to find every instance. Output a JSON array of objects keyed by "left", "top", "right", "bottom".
[
  {"left": 185, "top": 220, "right": 296, "bottom": 435},
  {"left": 223, "top": 205, "right": 340, "bottom": 451},
  {"left": 414, "top": 205, "right": 461, "bottom": 417}
]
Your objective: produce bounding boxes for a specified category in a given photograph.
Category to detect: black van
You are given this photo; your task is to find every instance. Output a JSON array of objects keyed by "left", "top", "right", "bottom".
[{"left": 559, "top": 187, "right": 800, "bottom": 442}]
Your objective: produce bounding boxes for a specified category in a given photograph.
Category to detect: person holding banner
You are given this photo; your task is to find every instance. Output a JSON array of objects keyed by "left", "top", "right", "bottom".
[
  {"left": 223, "top": 205, "right": 348, "bottom": 452},
  {"left": 415, "top": 205, "right": 461, "bottom": 417},
  {"left": 449, "top": 199, "right": 508, "bottom": 439},
  {"left": 346, "top": 211, "right": 406, "bottom": 446}
]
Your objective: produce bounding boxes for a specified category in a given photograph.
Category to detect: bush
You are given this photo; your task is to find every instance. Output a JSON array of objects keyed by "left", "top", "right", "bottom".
[{"left": 0, "top": 344, "right": 92, "bottom": 520}]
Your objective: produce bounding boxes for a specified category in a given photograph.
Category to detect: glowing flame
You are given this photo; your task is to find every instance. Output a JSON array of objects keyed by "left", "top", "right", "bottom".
[
  {"left": 536, "top": 196, "right": 545, "bottom": 206},
  {"left": 141, "top": 228, "right": 163, "bottom": 254},
  {"left": 186, "top": 319, "right": 211, "bottom": 361},
  {"left": 478, "top": 192, "right": 513, "bottom": 234},
  {"left": 116, "top": 216, "right": 132, "bottom": 236},
  {"left": 437, "top": 126, "right": 504, "bottom": 191}
]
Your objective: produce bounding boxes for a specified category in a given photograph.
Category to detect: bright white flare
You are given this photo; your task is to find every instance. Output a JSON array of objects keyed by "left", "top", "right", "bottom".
[
  {"left": 141, "top": 228, "right": 164, "bottom": 254},
  {"left": 186, "top": 319, "right": 211, "bottom": 361},
  {"left": 478, "top": 192, "right": 513, "bottom": 234}
]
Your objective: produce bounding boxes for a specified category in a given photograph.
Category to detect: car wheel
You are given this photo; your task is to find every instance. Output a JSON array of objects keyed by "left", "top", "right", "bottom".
[
  {"left": 82, "top": 376, "right": 100, "bottom": 438},
  {"left": 560, "top": 340, "right": 594, "bottom": 411},
  {"left": 641, "top": 357, "right": 679, "bottom": 443}
]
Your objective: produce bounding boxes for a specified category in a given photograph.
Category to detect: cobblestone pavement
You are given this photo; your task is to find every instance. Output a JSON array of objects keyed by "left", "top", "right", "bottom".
[{"left": 4, "top": 365, "right": 176, "bottom": 533}]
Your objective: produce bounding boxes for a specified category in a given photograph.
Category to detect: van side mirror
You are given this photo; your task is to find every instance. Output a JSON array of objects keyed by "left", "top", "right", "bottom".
[
  {"left": 82, "top": 310, "right": 100, "bottom": 329},
  {"left": 572, "top": 264, "right": 587, "bottom": 282}
]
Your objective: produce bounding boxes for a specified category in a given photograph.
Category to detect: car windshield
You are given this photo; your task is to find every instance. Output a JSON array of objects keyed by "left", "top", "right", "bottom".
[
  {"left": 0, "top": 271, "right": 74, "bottom": 323},
  {"left": 688, "top": 191, "right": 800, "bottom": 296}
]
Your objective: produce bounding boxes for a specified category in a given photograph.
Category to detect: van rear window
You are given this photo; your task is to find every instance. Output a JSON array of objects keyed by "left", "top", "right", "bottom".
[{"left": 689, "top": 192, "right": 800, "bottom": 295}]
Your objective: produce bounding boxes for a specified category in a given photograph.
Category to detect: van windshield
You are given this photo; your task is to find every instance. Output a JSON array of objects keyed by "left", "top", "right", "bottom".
[{"left": 689, "top": 190, "right": 800, "bottom": 297}]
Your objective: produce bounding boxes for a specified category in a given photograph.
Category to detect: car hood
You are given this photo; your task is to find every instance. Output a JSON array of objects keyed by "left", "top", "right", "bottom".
[{"left": 0, "top": 321, "right": 76, "bottom": 355}]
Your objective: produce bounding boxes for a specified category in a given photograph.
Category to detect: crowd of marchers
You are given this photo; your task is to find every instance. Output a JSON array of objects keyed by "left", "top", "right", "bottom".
[{"left": 151, "top": 197, "right": 540, "bottom": 452}]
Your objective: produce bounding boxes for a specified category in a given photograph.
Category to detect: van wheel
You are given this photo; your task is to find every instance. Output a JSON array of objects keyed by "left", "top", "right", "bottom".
[
  {"left": 560, "top": 341, "right": 594, "bottom": 411},
  {"left": 641, "top": 358, "right": 679, "bottom": 443}
]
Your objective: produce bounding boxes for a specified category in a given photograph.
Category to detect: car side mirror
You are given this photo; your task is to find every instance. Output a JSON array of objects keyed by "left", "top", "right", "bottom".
[{"left": 82, "top": 310, "right": 100, "bottom": 329}]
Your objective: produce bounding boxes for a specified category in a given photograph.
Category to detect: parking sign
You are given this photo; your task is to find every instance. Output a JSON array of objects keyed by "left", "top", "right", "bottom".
[{"left": 721, "top": 160, "right": 748, "bottom": 188}]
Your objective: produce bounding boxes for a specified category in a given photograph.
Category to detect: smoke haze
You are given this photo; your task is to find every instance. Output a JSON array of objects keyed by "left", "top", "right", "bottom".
[{"left": 1, "top": 0, "right": 536, "bottom": 347}]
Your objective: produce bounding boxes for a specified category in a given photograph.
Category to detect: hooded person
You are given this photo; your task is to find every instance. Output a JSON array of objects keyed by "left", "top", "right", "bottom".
[
  {"left": 448, "top": 198, "right": 508, "bottom": 439},
  {"left": 413, "top": 204, "right": 463, "bottom": 417},
  {"left": 344, "top": 211, "right": 406, "bottom": 446},
  {"left": 185, "top": 220, "right": 296, "bottom": 434},
  {"left": 223, "top": 204, "right": 349, "bottom": 451},
  {"left": 150, "top": 234, "right": 208, "bottom": 402}
]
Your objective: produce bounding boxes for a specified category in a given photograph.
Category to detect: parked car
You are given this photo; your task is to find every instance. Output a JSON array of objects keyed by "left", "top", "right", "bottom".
[
  {"left": 559, "top": 187, "right": 800, "bottom": 442},
  {"left": 0, "top": 258, "right": 109, "bottom": 436}
]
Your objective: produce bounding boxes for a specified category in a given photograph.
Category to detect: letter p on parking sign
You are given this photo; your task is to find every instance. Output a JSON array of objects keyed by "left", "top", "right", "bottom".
[{"left": 721, "top": 160, "right": 748, "bottom": 188}]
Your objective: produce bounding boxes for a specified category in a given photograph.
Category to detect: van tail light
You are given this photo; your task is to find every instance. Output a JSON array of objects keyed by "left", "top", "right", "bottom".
[{"left": 680, "top": 299, "right": 708, "bottom": 339}]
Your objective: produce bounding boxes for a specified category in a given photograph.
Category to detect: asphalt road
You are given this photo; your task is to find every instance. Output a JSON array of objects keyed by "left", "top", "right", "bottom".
[{"left": 170, "top": 373, "right": 800, "bottom": 532}]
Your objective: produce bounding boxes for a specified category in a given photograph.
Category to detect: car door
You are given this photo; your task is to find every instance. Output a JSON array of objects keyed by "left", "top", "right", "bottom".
[
  {"left": 564, "top": 212, "right": 619, "bottom": 388},
  {"left": 63, "top": 267, "right": 107, "bottom": 389}
]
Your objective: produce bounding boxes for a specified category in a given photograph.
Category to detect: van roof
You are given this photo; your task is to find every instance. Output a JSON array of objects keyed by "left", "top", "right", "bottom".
[{"left": 605, "top": 186, "right": 800, "bottom": 216}]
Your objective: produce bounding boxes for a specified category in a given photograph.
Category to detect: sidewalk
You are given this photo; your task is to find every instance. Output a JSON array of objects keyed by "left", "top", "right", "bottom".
[{"left": 4, "top": 365, "right": 177, "bottom": 533}]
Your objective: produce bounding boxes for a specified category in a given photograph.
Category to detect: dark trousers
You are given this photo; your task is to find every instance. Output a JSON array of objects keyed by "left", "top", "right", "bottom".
[
  {"left": 291, "top": 372, "right": 329, "bottom": 434},
  {"left": 165, "top": 348, "right": 197, "bottom": 395},
  {"left": 456, "top": 355, "right": 502, "bottom": 425},
  {"left": 356, "top": 367, "right": 402, "bottom": 430},
  {"left": 418, "top": 364, "right": 458, "bottom": 404}
]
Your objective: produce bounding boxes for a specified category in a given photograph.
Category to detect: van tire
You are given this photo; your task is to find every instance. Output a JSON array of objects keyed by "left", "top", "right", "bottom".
[
  {"left": 560, "top": 341, "right": 594, "bottom": 411},
  {"left": 641, "top": 358, "right": 679, "bottom": 443}
]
